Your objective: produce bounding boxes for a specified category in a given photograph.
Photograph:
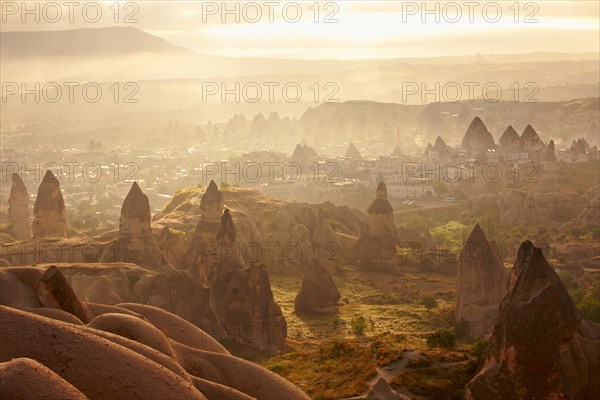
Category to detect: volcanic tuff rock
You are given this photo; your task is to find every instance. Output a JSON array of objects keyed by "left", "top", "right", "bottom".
[
  {"left": 432, "top": 136, "right": 452, "bottom": 156},
  {"left": 156, "top": 185, "right": 365, "bottom": 269},
  {"left": 311, "top": 208, "right": 342, "bottom": 258},
  {"left": 187, "top": 180, "right": 225, "bottom": 279},
  {"left": 467, "top": 189, "right": 578, "bottom": 227},
  {"left": 520, "top": 124, "right": 545, "bottom": 152},
  {"left": 7, "top": 173, "right": 31, "bottom": 241},
  {"left": 498, "top": 125, "right": 520, "bottom": 152},
  {"left": 32, "top": 170, "right": 67, "bottom": 239},
  {"left": 366, "top": 182, "right": 395, "bottom": 235},
  {"left": 345, "top": 142, "right": 363, "bottom": 160},
  {"left": 119, "top": 182, "right": 152, "bottom": 240},
  {"left": 544, "top": 139, "right": 557, "bottom": 162},
  {"left": 423, "top": 143, "right": 433, "bottom": 155},
  {"left": 159, "top": 226, "right": 189, "bottom": 269},
  {"left": 1, "top": 264, "right": 211, "bottom": 328},
  {"left": 206, "top": 208, "right": 287, "bottom": 355},
  {"left": 38, "top": 265, "right": 91, "bottom": 323},
  {"left": 392, "top": 146, "right": 403, "bottom": 156},
  {"left": 571, "top": 185, "right": 600, "bottom": 228},
  {"left": 291, "top": 143, "right": 319, "bottom": 161},
  {"left": 570, "top": 137, "right": 590, "bottom": 154},
  {"left": 456, "top": 224, "right": 505, "bottom": 338},
  {"left": 350, "top": 183, "right": 397, "bottom": 268},
  {"left": 100, "top": 183, "right": 168, "bottom": 270},
  {"left": 461, "top": 117, "right": 496, "bottom": 155},
  {"left": 294, "top": 260, "right": 341, "bottom": 314},
  {"left": 0, "top": 266, "right": 309, "bottom": 400},
  {"left": 466, "top": 241, "right": 600, "bottom": 400}
]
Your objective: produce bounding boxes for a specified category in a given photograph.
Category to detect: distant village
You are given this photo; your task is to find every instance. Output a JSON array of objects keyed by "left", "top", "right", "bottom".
[{"left": 1, "top": 116, "right": 598, "bottom": 232}]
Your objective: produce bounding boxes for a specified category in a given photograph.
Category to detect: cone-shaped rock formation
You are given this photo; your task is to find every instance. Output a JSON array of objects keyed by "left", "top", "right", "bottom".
[
  {"left": 32, "top": 170, "right": 66, "bottom": 239},
  {"left": 8, "top": 173, "right": 31, "bottom": 240},
  {"left": 295, "top": 260, "right": 341, "bottom": 314},
  {"left": 456, "top": 223, "right": 505, "bottom": 338},
  {"left": 466, "top": 241, "right": 600, "bottom": 399}
]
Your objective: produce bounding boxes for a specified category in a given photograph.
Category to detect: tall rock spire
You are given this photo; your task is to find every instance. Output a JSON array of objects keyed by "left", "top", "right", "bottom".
[
  {"left": 32, "top": 170, "right": 66, "bottom": 239},
  {"left": 466, "top": 241, "right": 599, "bottom": 399},
  {"left": 8, "top": 173, "right": 31, "bottom": 240},
  {"left": 455, "top": 223, "right": 505, "bottom": 338},
  {"left": 119, "top": 182, "right": 151, "bottom": 240}
]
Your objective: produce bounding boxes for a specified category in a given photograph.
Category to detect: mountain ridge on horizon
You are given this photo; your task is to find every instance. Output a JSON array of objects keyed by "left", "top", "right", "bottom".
[{"left": 2, "top": 26, "right": 598, "bottom": 63}]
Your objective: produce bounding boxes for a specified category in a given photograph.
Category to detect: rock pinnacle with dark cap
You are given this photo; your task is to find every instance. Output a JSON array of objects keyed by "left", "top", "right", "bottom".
[
  {"left": 32, "top": 170, "right": 66, "bottom": 239},
  {"left": 216, "top": 209, "right": 236, "bottom": 244},
  {"left": 119, "top": 182, "right": 151, "bottom": 240}
]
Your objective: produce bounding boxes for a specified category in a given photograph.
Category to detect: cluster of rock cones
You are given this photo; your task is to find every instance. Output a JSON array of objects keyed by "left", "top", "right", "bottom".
[{"left": 0, "top": 265, "right": 310, "bottom": 400}]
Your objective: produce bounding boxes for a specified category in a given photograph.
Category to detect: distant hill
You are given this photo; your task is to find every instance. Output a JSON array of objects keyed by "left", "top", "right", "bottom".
[
  {"left": 0, "top": 27, "right": 187, "bottom": 58},
  {"left": 295, "top": 98, "right": 600, "bottom": 151}
]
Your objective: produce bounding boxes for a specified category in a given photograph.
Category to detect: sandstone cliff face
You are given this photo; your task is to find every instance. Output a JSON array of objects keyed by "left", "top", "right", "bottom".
[
  {"left": 8, "top": 173, "right": 31, "bottom": 241},
  {"left": 466, "top": 241, "right": 600, "bottom": 400},
  {"left": 455, "top": 224, "right": 505, "bottom": 338},
  {"left": 32, "top": 171, "right": 66, "bottom": 239},
  {"left": 294, "top": 260, "right": 341, "bottom": 315}
]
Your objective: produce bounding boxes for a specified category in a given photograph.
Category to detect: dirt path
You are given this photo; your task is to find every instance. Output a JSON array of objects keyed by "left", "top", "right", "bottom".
[{"left": 363, "top": 350, "right": 465, "bottom": 400}]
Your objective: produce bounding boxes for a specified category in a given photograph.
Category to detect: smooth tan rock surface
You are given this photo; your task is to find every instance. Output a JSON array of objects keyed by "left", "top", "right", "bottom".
[
  {"left": 295, "top": 259, "right": 341, "bottom": 314},
  {"left": 0, "top": 358, "right": 89, "bottom": 400},
  {"left": 455, "top": 223, "right": 505, "bottom": 338},
  {"left": 116, "top": 303, "right": 229, "bottom": 355},
  {"left": 0, "top": 306, "right": 207, "bottom": 400}
]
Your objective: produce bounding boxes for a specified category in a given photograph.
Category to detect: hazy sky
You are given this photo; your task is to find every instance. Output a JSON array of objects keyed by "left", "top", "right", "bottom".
[{"left": 1, "top": 0, "right": 599, "bottom": 59}]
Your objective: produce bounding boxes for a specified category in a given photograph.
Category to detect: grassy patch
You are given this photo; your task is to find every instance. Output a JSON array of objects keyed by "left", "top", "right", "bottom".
[
  {"left": 370, "top": 332, "right": 407, "bottom": 367},
  {"left": 263, "top": 339, "right": 377, "bottom": 399},
  {"left": 392, "top": 363, "right": 472, "bottom": 400}
]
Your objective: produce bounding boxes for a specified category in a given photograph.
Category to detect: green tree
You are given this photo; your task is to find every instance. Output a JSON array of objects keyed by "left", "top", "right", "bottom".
[
  {"left": 430, "top": 221, "right": 468, "bottom": 253},
  {"left": 426, "top": 329, "right": 456, "bottom": 349},
  {"left": 349, "top": 315, "right": 368, "bottom": 336},
  {"left": 434, "top": 182, "right": 448, "bottom": 197},
  {"left": 421, "top": 295, "right": 439, "bottom": 312}
]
